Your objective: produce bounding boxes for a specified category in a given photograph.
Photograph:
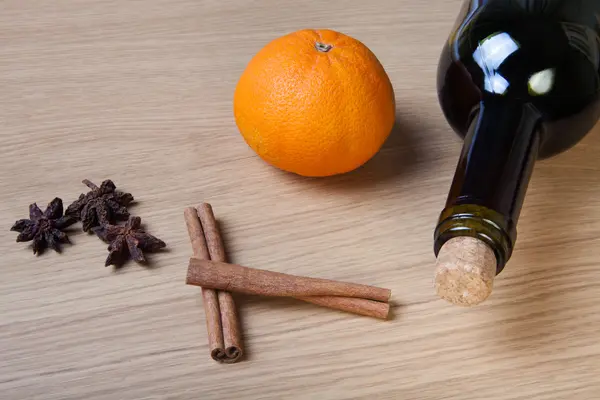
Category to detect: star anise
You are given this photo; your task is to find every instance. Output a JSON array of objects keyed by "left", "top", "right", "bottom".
[
  {"left": 92, "top": 216, "right": 166, "bottom": 267},
  {"left": 10, "top": 198, "right": 77, "bottom": 254},
  {"left": 66, "top": 179, "right": 134, "bottom": 232}
]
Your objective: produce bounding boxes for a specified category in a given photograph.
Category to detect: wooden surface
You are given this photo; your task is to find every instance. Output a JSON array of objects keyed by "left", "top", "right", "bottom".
[{"left": 2, "top": 1, "right": 600, "bottom": 399}]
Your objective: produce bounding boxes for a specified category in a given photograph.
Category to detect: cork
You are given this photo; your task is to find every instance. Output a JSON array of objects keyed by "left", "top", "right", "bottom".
[{"left": 434, "top": 236, "right": 497, "bottom": 306}]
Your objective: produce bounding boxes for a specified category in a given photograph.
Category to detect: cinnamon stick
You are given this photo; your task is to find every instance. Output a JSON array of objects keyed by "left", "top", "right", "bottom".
[
  {"left": 184, "top": 207, "right": 242, "bottom": 363},
  {"left": 297, "top": 296, "right": 390, "bottom": 319},
  {"left": 184, "top": 208, "right": 225, "bottom": 361},
  {"left": 187, "top": 205, "right": 389, "bottom": 320},
  {"left": 186, "top": 259, "right": 391, "bottom": 302},
  {"left": 196, "top": 204, "right": 243, "bottom": 361}
]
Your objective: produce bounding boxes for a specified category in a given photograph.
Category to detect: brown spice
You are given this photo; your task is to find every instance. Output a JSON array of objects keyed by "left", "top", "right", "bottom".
[
  {"left": 66, "top": 179, "right": 134, "bottom": 232},
  {"left": 184, "top": 205, "right": 243, "bottom": 363},
  {"left": 187, "top": 258, "right": 390, "bottom": 319},
  {"left": 298, "top": 296, "right": 389, "bottom": 319},
  {"left": 196, "top": 204, "right": 243, "bottom": 361},
  {"left": 93, "top": 216, "right": 166, "bottom": 267},
  {"left": 187, "top": 259, "right": 391, "bottom": 302},
  {"left": 10, "top": 198, "right": 77, "bottom": 255},
  {"left": 183, "top": 207, "right": 226, "bottom": 361}
]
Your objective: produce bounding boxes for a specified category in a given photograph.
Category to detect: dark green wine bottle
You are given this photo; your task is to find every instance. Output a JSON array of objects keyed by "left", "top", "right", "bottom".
[{"left": 434, "top": 0, "right": 600, "bottom": 306}]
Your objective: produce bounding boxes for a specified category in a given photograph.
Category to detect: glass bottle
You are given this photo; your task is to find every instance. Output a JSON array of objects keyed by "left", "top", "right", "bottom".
[{"left": 434, "top": 0, "right": 600, "bottom": 305}]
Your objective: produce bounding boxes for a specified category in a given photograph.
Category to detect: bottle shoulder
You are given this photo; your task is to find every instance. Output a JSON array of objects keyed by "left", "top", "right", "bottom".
[
  {"left": 447, "top": 16, "right": 600, "bottom": 102},
  {"left": 438, "top": 3, "right": 600, "bottom": 156}
]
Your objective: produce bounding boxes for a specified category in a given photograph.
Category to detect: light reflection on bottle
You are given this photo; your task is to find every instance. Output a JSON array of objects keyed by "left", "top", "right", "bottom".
[
  {"left": 472, "top": 32, "right": 520, "bottom": 95},
  {"left": 485, "top": 74, "right": 510, "bottom": 94},
  {"left": 528, "top": 68, "right": 556, "bottom": 95}
]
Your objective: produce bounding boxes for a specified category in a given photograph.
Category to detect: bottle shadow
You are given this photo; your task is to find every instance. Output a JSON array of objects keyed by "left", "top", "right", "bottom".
[{"left": 491, "top": 124, "right": 600, "bottom": 350}]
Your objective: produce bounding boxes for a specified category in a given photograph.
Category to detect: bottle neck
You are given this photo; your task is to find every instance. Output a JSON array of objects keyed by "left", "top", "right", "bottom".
[{"left": 434, "top": 97, "right": 541, "bottom": 274}]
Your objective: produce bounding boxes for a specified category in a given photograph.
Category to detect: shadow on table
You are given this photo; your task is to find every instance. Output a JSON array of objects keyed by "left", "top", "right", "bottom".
[
  {"left": 492, "top": 125, "right": 600, "bottom": 350},
  {"left": 271, "top": 111, "right": 436, "bottom": 191},
  {"left": 215, "top": 218, "right": 401, "bottom": 361}
]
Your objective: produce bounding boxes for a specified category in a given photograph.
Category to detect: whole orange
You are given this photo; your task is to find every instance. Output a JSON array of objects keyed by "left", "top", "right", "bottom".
[{"left": 233, "top": 29, "right": 396, "bottom": 177}]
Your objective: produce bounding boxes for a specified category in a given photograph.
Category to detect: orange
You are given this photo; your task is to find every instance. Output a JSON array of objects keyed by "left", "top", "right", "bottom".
[{"left": 233, "top": 29, "right": 396, "bottom": 177}]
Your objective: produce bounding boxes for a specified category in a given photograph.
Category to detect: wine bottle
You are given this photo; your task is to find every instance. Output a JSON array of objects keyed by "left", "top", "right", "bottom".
[{"left": 434, "top": 0, "right": 600, "bottom": 306}]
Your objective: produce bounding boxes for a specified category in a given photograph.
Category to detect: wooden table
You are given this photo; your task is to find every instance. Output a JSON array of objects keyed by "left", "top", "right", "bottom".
[{"left": 2, "top": 1, "right": 600, "bottom": 399}]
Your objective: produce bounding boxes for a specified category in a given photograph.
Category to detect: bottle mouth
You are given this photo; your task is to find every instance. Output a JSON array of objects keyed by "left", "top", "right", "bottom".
[{"left": 433, "top": 204, "right": 515, "bottom": 275}]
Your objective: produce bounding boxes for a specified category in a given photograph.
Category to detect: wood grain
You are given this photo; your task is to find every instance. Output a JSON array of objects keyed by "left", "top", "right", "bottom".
[{"left": 2, "top": 1, "right": 600, "bottom": 399}]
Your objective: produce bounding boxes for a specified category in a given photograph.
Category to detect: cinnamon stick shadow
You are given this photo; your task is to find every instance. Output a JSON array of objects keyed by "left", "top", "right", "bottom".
[
  {"left": 211, "top": 219, "right": 392, "bottom": 319},
  {"left": 214, "top": 218, "right": 236, "bottom": 264},
  {"left": 386, "top": 300, "right": 401, "bottom": 321}
]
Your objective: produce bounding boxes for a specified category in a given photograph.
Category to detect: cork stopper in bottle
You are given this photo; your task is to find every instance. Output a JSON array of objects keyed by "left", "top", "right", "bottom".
[{"left": 434, "top": 236, "right": 497, "bottom": 306}]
